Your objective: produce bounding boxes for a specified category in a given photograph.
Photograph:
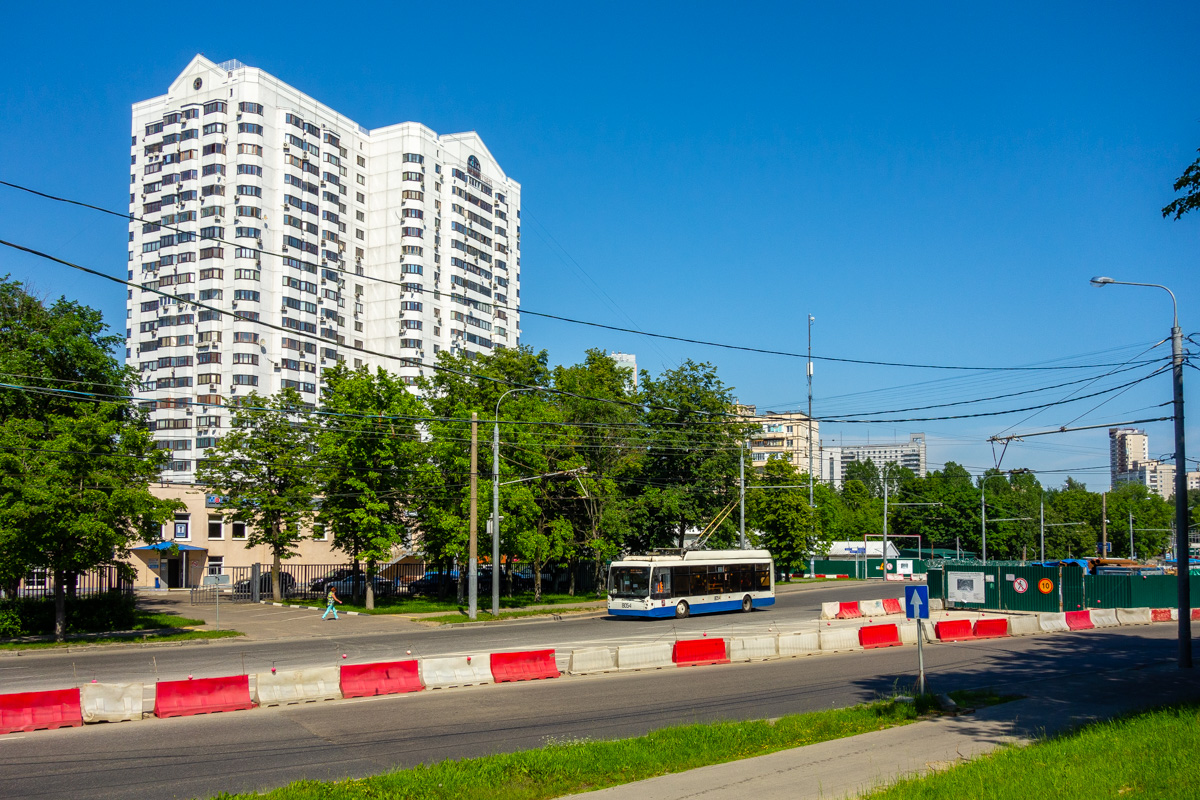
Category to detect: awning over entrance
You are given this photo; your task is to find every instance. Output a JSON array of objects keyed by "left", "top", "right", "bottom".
[{"left": 132, "top": 542, "right": 208, "bottom": 552}]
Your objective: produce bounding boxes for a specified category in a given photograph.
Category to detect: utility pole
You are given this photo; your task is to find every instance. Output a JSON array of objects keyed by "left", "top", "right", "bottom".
[
  {"left": 1040, "top": 499, "right": 1045, "bottom": 562},
  {"left": 468, "top": 412, "right": 478, "bottom": 620},
  {"left": 808, "top": 314, "right": 815, "bottom": 508},
  {"left": 1129, "top": 510, "right": 1135, "bottom": 561},
  {"left": 882, "top": 466, "right": 889, "bottom": 581},
  {"left": 1101, "top": 492, "right": 1107, "bottom": 557},
  {"left": 739, "top": 440, "right": 746, "bottom": 549}
]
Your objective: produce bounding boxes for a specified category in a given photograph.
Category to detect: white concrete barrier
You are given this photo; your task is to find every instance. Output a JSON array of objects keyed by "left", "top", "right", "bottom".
[
  {"left": 1009, "top": 615, "right": 1042, "bottom": 636},
  {"left": 929, "top": 599, "right": 944, "bottom": 611},
  {"left": 80, "top": 682, "right": 144, "bottom": 723},
  {"left": 420, "top": 654, "right": 493, "bottom": 688},
  {"left": 254, "top": 667, "right": 341, "bottom": 706},
  {"left": 777, "top": 632, "right": 821, "bottom": 656},
  {"left": 1171, "top": 608, "right": 1179, "bottom": 621},
  {"left": 859, "top": 599, "right": 885, "bottom": 617},
  {"left": 729, "top": 636, "right": 778, "bottom": 662},
  {"left": 1091, "top": 609, "right": 1120, "bottom": 628},
  {"left": 568, "top": 647, "right": 616, "bottom": 674},
  {"left": 819, "top": 626, "right": 862, "bottom": 652},
  {"left": 898, "top": 622, "right": 929, "bottom": 645},
  {"left": 819, "top": 602, "right": 840, "bottom": 620},
  {"left": 1039, "top": 613, "right": 1069, "bottom": 633},
  {"left": 1117, "top": 607, "right": 1152, "bottom": 626},
  {"left": 616, "top": 642, "right": 674, "bottom": 671}
]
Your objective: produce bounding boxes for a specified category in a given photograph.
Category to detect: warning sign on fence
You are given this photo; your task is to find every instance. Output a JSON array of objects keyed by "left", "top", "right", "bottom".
[
  {"left": 1038, "top": 578, "right": 1054, "bottom": 594},
  {"left": 1013, "top": 578, "right": 1029, "bottom": 594}
]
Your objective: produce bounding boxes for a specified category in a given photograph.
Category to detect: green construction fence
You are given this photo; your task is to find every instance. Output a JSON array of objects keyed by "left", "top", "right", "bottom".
[
  {"left": 805, "top": 558, "right": 929, "bottom": 579},
  {"left": 927, "top": 565, "right": 1200, "bottom": 612}
]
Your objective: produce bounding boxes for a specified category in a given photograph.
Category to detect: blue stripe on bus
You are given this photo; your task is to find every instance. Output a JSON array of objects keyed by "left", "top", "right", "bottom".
[{"left": 608, "top": 596, "right": 776, "bottom": 617}]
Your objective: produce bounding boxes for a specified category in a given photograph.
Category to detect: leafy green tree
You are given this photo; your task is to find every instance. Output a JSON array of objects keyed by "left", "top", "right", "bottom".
[
  {"left": 891, "top": 462, "right": 982, "bottom": 556},
  {"left": 630, "top": 360, "right": 754, "bottom": 550},
  {"left": 0, "top": 279, "right": 177, "bottom": 639},
  {"left": 551, "top": 349, "right": 640, "bottom": 593},
  {"left": 416, "top": 346, "right": 557, "bottom": 599},
  {"left": 745, "top": 458, "right": 827, "bottom": 578},
  {"left": 196, "top": 388, "right": 319, "bottom": 601},
  {"left": 316, "top": 364, "right": 429, "bottom": 608},
  {"left": 843, "top": 459, "right": 882, "bottom": 498},
  {"left": 1163, "top": 147, "right": 1200, "bottom": 220},
  {"left": 1044, "top": 478, "right": 1100, "bottom": 558},
  {"left": 1106, "top": 483, "right": 1173, "bottom": 559}
]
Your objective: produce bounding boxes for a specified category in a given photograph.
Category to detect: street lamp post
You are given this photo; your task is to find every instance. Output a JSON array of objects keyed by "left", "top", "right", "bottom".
[
  {"left": 492, "top": 386, "right": 541, "bottom": 618},
  {"left": 1091, "top": 276, "right": 1190, "bottom": 668}
]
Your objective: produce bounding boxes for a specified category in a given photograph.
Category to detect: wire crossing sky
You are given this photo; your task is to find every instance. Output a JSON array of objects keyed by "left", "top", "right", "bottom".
[{"left": 0, "top": 1, "right": 1197, "bottom": 487}]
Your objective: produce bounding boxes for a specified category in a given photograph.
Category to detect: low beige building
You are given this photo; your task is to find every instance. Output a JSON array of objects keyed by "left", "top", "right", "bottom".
[
  {"left": 736, "top": 405, "right": 818, "bottom": 475},
  {"left": 128, "top": 483, "right": 341, "bottom": 589}
]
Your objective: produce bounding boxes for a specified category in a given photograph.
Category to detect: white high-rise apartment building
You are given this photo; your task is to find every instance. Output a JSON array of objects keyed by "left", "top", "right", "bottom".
[
  {"left": 819, "top": 434, "right": 927, "bottom": 488},
  {"left": 126, "top": 56, "right": 521, "bottom": 481}
]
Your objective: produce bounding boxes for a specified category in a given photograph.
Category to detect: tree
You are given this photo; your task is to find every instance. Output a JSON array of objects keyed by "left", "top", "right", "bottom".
[
  {"left": 631, "top": 360, "right": 753, "bottom": 550},
  {"left": 196, "top": 388, "right": 319, "bottom": 601},
  {"left": 551, "top": 349, "right": 640, "bottom": 594},
  {"left": 316, "top": 364, "right": 429, "bottom": 608},
  {"left": 1162, "top": 147, "right": 1200, "bottom": 220},
  {"left": 745, "top": 458, "right": 827, "bottom": 578},
  {"left": 843, "top": 459, "right": 882, "bottom": 498},
  {"left": 0, "top": 279, "right": 177, "bottom": 639}
]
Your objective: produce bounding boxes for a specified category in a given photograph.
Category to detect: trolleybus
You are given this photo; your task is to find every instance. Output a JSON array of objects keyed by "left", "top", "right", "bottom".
[{"left": 607, "top": 549, "right": 775, "bottom": 618}]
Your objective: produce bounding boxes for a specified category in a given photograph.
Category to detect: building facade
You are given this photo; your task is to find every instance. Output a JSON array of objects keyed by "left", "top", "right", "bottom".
[
  {"left": 127, "top": 56, "right": 521, "bottom": 483},
  {"left": 819, "top": 433, "right": 927, "bottom": 489},
  {"left": 737, "top": 406, "right": 819, "bottom": 474},
  {"left": 1109, "top": 427, "right": 1198, "bottom": 500}
]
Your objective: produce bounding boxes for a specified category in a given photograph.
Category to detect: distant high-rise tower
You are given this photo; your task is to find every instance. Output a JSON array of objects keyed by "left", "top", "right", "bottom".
[
  {"left": 127, "top": 55, "right": 521, "bottom": 482},
  {"left": 1109, "top": 428, "right": 1149, "bottom": 486},
  {"left": 610, "top": 351, "right": 638, "bottom": 388}
]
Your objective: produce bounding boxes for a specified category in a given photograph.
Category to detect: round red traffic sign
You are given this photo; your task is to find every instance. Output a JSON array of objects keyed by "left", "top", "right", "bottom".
[
  {"left": 1013, "top": 577, "right": 1029, "bottom": 594},
  {"left": 1038, "top": 578, "right": 1054, "bottom": 594}
]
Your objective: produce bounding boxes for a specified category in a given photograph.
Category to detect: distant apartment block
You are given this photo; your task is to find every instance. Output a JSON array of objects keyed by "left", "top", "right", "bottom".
[
  {"left": 126, "top": 55, "right": 521, "bottom": 483},
  {"left": 609, "top": 351, "right": 638, "bottom": 388},
  {"left": 1109, "top": 427, "right": 1197, "bottom": 500},
  {"left": 737, "top": 405, "right": 818, "bottom": 474},
  {"left": 819, "top": 434, "right": 927, "bottom": 488}
]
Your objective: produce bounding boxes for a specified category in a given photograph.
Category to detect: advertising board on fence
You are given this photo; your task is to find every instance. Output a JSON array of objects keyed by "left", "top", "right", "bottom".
[{"left": 947, "top": 571, "right": 985, "bottom": 604}]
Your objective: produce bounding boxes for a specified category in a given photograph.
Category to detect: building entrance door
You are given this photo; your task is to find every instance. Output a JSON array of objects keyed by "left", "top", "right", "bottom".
[{"left": 167, "top": 558, "right": 182, "bottom": 588}]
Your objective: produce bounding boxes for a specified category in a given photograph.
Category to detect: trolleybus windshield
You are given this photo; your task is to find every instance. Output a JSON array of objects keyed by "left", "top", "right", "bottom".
[{"left": 608, "top": 566, "right": 650, "bottom": 598}]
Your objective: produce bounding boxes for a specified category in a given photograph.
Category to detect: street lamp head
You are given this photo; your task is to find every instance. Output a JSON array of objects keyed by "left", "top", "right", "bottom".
[{"left": 1090, "top": 276, "right": 1115, "bottom": 287}]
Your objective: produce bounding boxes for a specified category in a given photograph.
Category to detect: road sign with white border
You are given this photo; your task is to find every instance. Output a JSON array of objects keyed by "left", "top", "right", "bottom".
[
  {"left": 1013, "top": 577, "right": 1029, "bottom": 594},
  {"left": 905, "top": 585, "right": 929, "bottom": 619}
]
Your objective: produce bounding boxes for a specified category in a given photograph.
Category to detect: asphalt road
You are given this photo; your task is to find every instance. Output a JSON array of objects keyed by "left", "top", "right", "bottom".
[
  {"left": 1, "top": 582, "right": 901, "bottom": 692},
  {"left": 0, "top": 624, "right": 1186, "bottom": 800}
]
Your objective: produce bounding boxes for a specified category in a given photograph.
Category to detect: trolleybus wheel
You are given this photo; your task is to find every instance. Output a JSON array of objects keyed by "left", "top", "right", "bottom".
[
  {"left": 741, "top": 595, "right": 753, "bottom": 612},
  {"left": 675, "top": 600, "right": 690, "bottom": 619}
]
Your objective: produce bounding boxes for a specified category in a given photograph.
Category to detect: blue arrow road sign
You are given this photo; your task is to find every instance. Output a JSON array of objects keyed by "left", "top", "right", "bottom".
[{"left": 905, "top": 585, "right": 929, "bottom": 620}]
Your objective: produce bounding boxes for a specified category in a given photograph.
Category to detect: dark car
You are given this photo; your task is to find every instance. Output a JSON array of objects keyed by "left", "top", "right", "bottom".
[
  {"left": 310, "top": 568, "right": 356, "bottom": 592},
  {"left": 404, "top": 571, "right": 459, "bottom": 596},
  {"left": 233, "top": 571, "right": 296, "bottom": 596},
  {"left": 325, "top": 574, "right": 395, "bottom": 598}
]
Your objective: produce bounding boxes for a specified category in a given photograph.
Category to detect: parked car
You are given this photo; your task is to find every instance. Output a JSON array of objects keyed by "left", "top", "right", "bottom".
[
  {"left": 233, "top": 571, "right": 296, "bottom": 595},
  {"left": 404, "top": 571, "right": 459, "bottom": 596},
  {"left": 406, "top": 568, "right": 535, "bottom": 596},
  {"left": 309, "top": 568, "right": 356, "bottom": 592},
  {"left": 325, "top": 574, "right": 396, "bottom": 598}
]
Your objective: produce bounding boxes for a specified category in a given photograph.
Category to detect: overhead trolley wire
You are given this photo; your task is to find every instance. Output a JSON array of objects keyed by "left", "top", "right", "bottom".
[{"left": 0, "top": 178, "right": 1173, "bottom": 373}]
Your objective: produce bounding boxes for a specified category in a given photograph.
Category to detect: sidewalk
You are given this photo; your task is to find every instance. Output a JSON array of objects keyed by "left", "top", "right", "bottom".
[{"left": 557, "top": 657, "right": 1200, "bottom": 800}]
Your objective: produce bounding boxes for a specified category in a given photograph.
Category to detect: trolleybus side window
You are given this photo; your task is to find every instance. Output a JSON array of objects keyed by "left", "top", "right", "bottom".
[{"left": 651, "top": 568, "right": 671, "bottom": 599}]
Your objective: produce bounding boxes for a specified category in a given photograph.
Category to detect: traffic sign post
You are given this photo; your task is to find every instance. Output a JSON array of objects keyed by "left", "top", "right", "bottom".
[{"left": 905, "top": 585, "right": 930, "bottom": 695}]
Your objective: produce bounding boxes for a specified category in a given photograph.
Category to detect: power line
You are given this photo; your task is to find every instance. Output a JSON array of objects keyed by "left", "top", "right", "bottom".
[{"left": 0, "top": 178, "right": 1171, "bottom": 373}]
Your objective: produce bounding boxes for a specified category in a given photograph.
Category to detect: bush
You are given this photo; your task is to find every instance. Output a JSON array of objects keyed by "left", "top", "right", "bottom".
[
  {"left": 0, "top": 608, "right": 22, "bottom": 638},
  {"left": 1, "top": 591, "right": 137, "bottom": 636}
]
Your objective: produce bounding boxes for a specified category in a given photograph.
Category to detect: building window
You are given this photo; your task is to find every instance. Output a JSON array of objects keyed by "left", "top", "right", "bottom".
[
  {"left": 173, "top": 513, "right": 190, "bottom": 540},
  {"left": 208, "top": 517, "right": 224, "bottom": 540},
  {"left": 231, "top": 521, "right": 247, "bottom": 540},
  {"left": 312, "top": 524, "right": 327, "bottom": 541},
  {"left": 238, "top": 102, "right": 263, "bottom": 115},
  {"left": 238, "top": 122, "right": 263, "bottom": 135},
  {"left": 206, "top": 555, "right": 224, "bottom": 576}
]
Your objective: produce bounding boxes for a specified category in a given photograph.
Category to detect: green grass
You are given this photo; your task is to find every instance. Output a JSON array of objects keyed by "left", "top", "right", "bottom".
[
  {"left": 862, "top": 702, "right": 1200, "bottom": 799},
  {"left": 0, "top": 629, "right": 243, "bottom": 650},
  {"left": 419, "top": 607, "right": 603, "bottom": 624},
  {"left": 131, "top": 611, "right": 206, "bottom": 629},
  {"left": 212, "top": 700, "right": 921, "bottom": 800},
  {"left": 283, "top": 592, "right": 603, "bottom": 615}
]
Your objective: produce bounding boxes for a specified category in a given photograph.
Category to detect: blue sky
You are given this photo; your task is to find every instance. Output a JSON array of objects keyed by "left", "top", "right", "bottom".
[{"left": 1, "top": 2, "right": 1198, "bottom": 488}]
